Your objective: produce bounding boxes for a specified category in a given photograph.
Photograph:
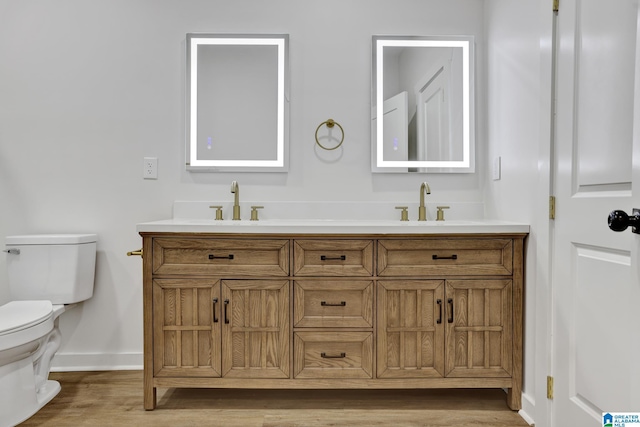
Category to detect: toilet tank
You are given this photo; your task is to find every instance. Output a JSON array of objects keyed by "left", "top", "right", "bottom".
[{"left": 5, "top": 234, "right": 97, "bottom": 304}]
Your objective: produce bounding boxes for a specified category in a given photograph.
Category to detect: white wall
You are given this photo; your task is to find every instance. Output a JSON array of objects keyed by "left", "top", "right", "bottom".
[
  {"left": 0, "top": 0, "right": 487, "bottom": 369},
  {"left": 484, "top": 0, "right": 553, "bottom": 425}
]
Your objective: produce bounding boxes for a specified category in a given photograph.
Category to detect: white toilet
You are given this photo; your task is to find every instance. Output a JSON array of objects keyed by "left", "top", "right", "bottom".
[{"left": 0, "top": 234, "right": 97, "bottom": 427}]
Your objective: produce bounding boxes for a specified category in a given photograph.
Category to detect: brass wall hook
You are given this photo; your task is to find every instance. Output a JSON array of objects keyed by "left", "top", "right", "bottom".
[{"left": 315, "top": 118, "right": 344, "bottom": 150}]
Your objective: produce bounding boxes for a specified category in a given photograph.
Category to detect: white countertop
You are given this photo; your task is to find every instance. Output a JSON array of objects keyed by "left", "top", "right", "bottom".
[{"left": 136, "top": 218, "right": 530, "bottom": 235}]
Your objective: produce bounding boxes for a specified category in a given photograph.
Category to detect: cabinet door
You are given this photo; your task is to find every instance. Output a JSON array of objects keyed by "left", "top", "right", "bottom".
[
  {"left": 445, "top": 280, "right": 512, "bottom": 378},
  {"left": 221, "top": 280, "right": 290, "bottom": 378},
  {"left": 377, "top": 280, "right": 445, "bottom": 378},
  {"left": 153, "top": 279, "right": 221, "bottom": 377}
]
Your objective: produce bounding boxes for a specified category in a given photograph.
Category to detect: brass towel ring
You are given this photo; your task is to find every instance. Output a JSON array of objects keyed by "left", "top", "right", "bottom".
[{"left": 315, "top": 119, "right": 344, "bottom": 151}]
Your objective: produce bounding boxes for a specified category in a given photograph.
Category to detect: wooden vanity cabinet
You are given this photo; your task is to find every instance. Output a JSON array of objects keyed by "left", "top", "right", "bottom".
[{"left": 140, "top": 233, "right": 526, "bottom": 411}]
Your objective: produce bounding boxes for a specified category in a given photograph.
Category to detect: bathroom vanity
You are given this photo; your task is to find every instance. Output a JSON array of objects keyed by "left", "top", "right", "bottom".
[{"left": 136, "top": 219, "right": 528, "bottom": 411}]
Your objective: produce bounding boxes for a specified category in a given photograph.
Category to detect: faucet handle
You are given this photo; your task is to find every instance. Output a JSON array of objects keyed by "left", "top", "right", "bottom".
[
  {"left": 395, "top": 206, "right": 409, "bottom": 222},
  {"left": 250, "top": 206, "right": 264, "bottom": 221},
  {"left": 436, "top": 206, "right": 450, "bottom": 221},
  {"left": 209, "top": 205, "right": 224, "bottom": 220}
]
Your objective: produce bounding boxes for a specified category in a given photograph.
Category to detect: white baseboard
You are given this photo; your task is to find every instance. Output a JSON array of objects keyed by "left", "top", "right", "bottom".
[
  {"left": 518, "top": 392, "right": 536, "bottom": 426},
  {"left": 50, "top": 352, "right": 143, "bottom": 371}
]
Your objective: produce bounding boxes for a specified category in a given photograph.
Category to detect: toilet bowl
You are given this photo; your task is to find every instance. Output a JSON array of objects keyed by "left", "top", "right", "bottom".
[
  {"left": 0, "top": 234, "right": 97, "bottom": 427},
  {"left": 0, "top": 301, "right": 59, "bottom": 426}
]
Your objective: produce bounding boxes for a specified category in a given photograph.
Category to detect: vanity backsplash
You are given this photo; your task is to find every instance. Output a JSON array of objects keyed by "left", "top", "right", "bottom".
[{"left": 172, "top": 200, "right": 485, "bottom": 222}]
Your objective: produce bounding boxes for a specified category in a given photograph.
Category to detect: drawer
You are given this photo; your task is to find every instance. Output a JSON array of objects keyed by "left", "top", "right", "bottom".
[
  {"left": 293, "top": 239, "right": 373, "bottom": 276},
  {"left": 294, "top": 332, "right": 373, "bottom": 379},
  {"left": 377, "top": 239, "right": 513, "bottom": 276},
  {"left": 294, "top": 280, "right": 373, "bottom": 328},
  {"left": 152, "top": 238, "right": 289, "bottom": 276}
]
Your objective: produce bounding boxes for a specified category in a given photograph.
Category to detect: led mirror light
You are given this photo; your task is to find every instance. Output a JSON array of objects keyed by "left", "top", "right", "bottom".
[
  {"left": 187, "top": 34, "right": 289, "bottom": 172},
  {"left": 372, "top": 36, "right": 475, "bottom": 173}
]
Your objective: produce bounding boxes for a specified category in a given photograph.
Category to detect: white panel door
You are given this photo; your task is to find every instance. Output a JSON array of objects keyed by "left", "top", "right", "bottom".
[
  {"left": 416, "top": 63, "right": 450, "bottom": 161},
  {"left": 553, "top": 1, "right": 640, "bottom": 426}
]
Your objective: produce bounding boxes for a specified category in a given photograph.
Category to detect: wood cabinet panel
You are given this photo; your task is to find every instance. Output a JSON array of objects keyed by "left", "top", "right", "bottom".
[
  {"left": 293, "top": 280, "right": 373, "bottom": 328},
  {"left": 445, "top": 280, "right": 512, "bottom": 378},
  {"left": 377, "top": 280, "right": 446, "bottom": 378},
  {"left": 152, "top": 238, "right": 289, "bottom": 276},
  {"left": 153, "top": 279, "right": 221, "bottom": 377},
  {"left": 294, "top": 239, "right": 373, "bottom": 276},
  {"left": 294, "top": 331, "right": 373, "bottom": 379},
  {"left": 377, "top": 239, "right": 513, "bottom": 276},
  {"left": 221, "top": 280, "right": 290, "bottom": 379}
]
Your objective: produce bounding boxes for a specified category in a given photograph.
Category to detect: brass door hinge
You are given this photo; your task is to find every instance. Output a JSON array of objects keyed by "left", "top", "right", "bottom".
[
  {"left": 547, "top": 376, "right": 554, "bottom": 399},
  {"left": 549, "top": 196, "right": 556, "bottom": 219},
  {"left": 553, "top": 0, "right": 559, "bottom": 12}
]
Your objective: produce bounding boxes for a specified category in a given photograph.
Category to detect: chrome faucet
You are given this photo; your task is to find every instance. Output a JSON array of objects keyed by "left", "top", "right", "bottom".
[
  {"left": 418, "top": 182, "right": 431, "bottom": 221},
  {"left": 231, "top": 181, "right": 241, "bottom": 220}
]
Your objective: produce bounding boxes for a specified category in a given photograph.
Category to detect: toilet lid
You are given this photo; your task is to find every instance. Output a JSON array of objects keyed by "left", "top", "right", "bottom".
[{"left": 0, "top": 300, "right": 53, "bottom": 335}]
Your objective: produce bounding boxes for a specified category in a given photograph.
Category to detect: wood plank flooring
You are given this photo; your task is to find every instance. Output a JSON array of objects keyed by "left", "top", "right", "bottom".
[{"left": 19, "top": 371, "right": 531, "bottom": 426}]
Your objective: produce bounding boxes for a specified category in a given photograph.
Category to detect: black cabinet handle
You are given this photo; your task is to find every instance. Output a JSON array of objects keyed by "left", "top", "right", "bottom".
[
  {"left": 436, "top": 299, "right": 442, "bottom": 324},
  {"left": 321, "top": 301, "right": 346, "bottom": 307},
  {"left": 432, "top": 254, "right": 457, "bottom": 260},
  {"left": 212, "top": 297, "right": 219, "bottom": 323},
  {"left": 320, "top": 255, "right": 346, "bottom": 261},
  {"left": 321, "top": 352, "right": 346, "bottom": 358},
  {"left": 223, "top": 299, "right": 230, "bottom": 324},
  {"left": 209, "top": 254, "right": 234, "bottom": 260},
  {"left": 447, "top": 298, "right": 454, "bottom": 323}
]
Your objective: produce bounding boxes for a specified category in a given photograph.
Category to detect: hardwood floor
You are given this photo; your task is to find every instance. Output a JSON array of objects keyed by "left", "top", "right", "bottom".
[{"left": 20, "top": 371, "right": 531, "bottom": 426}]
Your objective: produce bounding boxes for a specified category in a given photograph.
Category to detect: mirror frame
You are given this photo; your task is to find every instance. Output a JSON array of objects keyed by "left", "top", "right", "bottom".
[
  {"left": 186, "top": 34, "right": 289, "bottom": 172},
  {"left": 372, "top": 35, "right": 475, "bottom": 173}
]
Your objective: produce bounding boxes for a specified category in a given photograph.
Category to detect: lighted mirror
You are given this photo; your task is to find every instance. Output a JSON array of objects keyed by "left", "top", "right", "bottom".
[
  {"left": 186, "top": 34, "right": 289, "bottom": 172},
  {"left": 372, "top": 36, "right": 475, "bottom": 173}
]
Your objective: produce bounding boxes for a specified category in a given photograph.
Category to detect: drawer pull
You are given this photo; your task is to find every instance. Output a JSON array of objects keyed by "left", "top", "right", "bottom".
[
  {"left": 320, "top": 255, "right": 346, "bottom": 261},
  {"left": 436, "top": 299, "right": 442, "bottom": 324},
  {"left": 223, "top": 299, "right": 230, "bottom": 324},
  {"left": 209, "top": 254, "right": 234, "bottom": 260},
  {"left": 447, "top": 298, "right": 454, "bottom": 323},
  {"left": 432, "top": 254, "right": 457, "bottom": 260},
  {"left": 321, "top": 301, "right": 346, "bottom": 307},
  {"left": 213, "top": 298, "right": 219, "bottom": 323},
  {"left": 321, "top": 352, "right": 346, "bottom": 359}
]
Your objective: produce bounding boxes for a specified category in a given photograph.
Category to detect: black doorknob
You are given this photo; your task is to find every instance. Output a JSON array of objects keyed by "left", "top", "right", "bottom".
[{"left": 608, "top": 209, "right": 640, "bottom": 234}]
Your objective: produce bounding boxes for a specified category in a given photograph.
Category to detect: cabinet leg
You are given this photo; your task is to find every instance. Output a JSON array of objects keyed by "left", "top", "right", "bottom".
[
  {"left": 144, "top": 384, "right": 156, "bottom": 410},
  {"left": 506, "top": 388, "right": 521, "bottom": 410}
]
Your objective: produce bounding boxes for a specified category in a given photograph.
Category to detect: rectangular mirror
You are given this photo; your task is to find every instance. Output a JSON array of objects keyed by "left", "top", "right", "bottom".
[
  {"left": 372, "top": 36, "right": 475, "bottom": 173},
  {"left": 186, "top": 34, "right": 289, "bottom": 172}
]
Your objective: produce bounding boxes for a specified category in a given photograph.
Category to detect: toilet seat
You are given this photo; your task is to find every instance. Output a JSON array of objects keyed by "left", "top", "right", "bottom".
[
  {"left": 0, "top": 301, "right": 54, "bottom": 353},
  {"left": 0, "top": 301, "right": 53, "bottom": 336}
]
